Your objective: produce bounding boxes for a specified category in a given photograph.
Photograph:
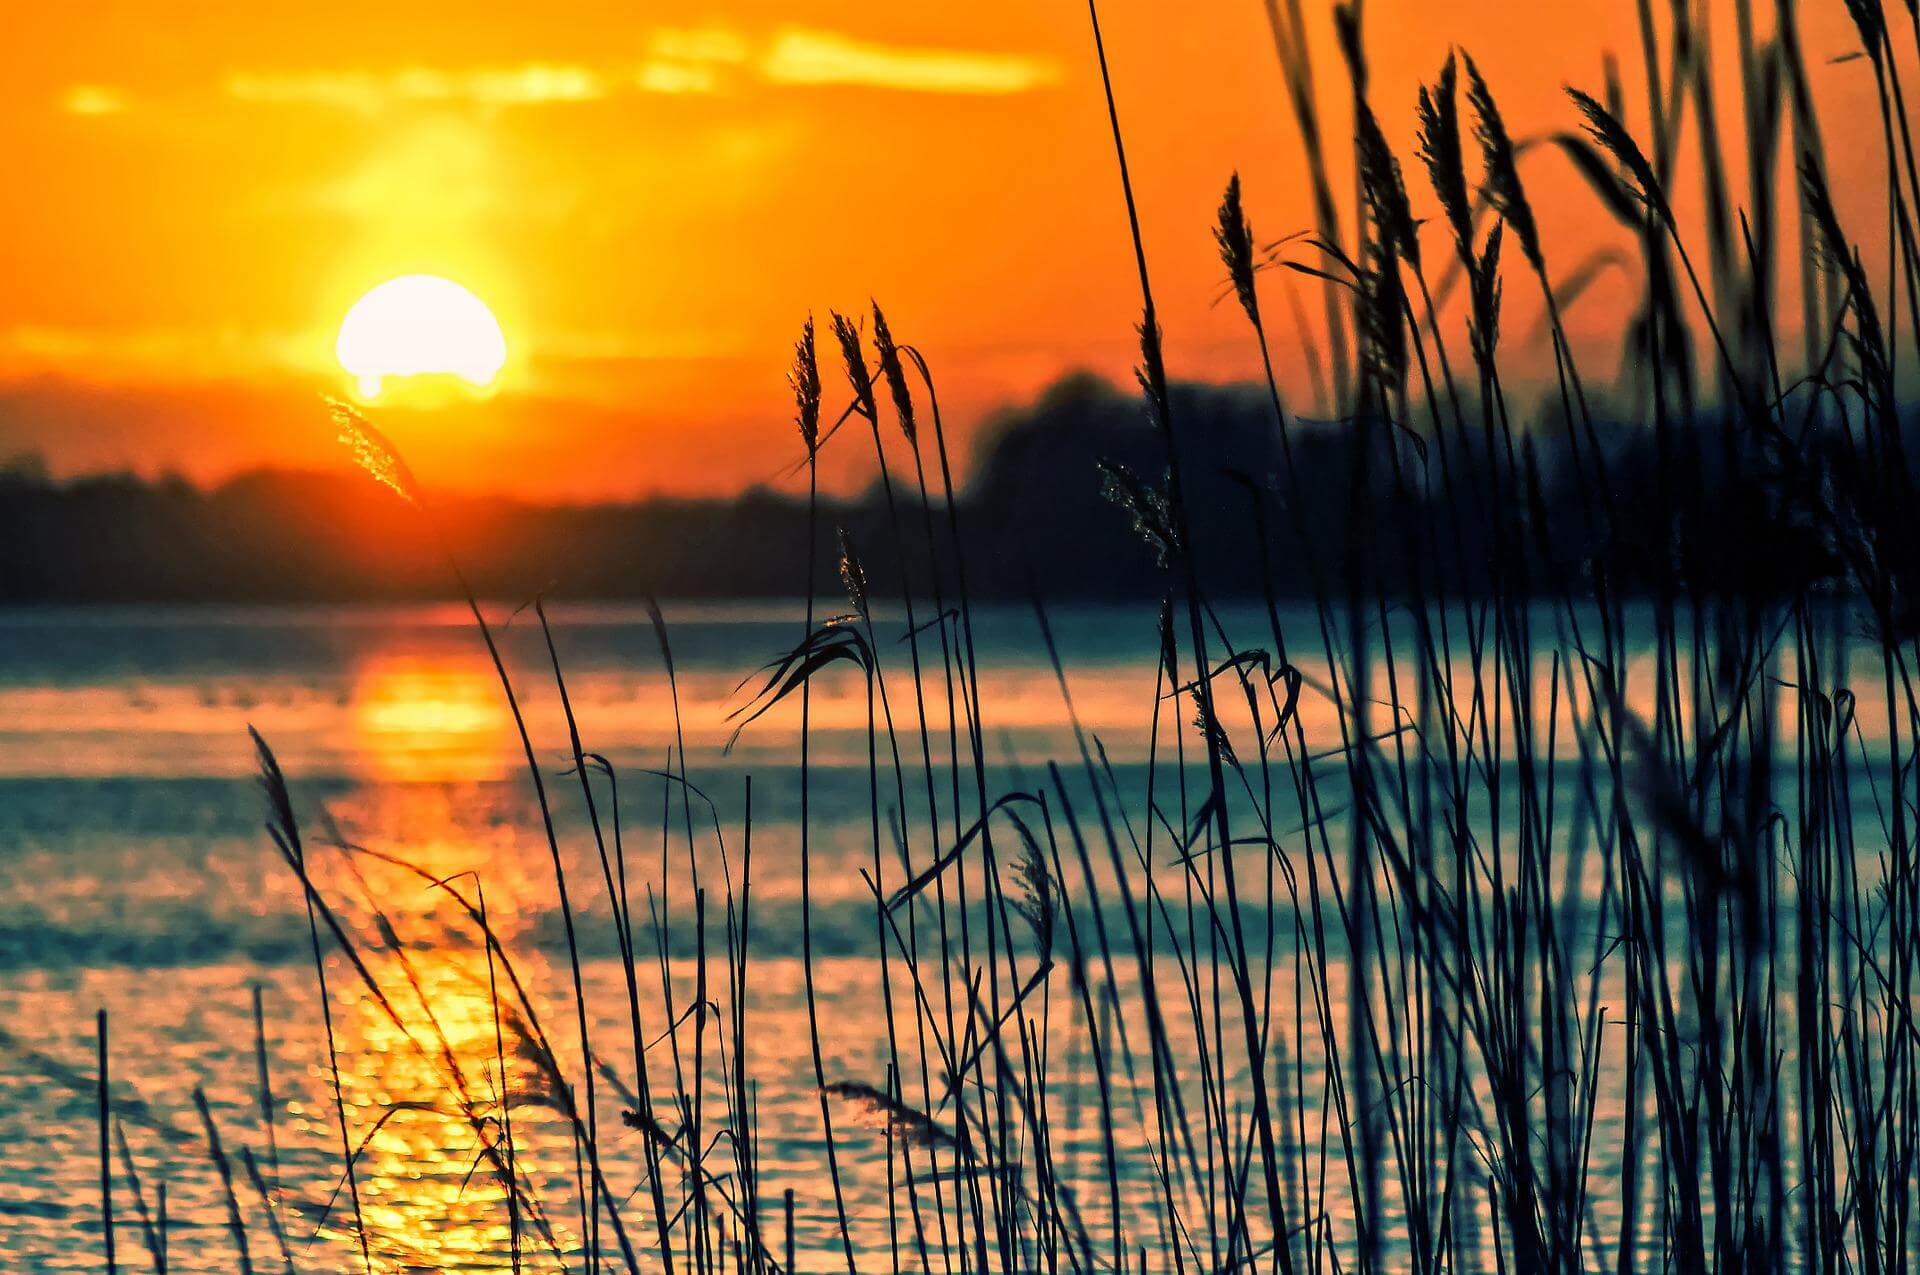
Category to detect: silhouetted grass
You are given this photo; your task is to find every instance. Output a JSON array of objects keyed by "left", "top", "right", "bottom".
[{"left": 72, "top": 2, "right": 1920, "bottom": 1271}]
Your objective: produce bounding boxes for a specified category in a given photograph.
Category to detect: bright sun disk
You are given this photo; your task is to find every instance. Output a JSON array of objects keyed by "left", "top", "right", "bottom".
[{"left": 336, "top": 274, "right": 506, "bottom": 397}]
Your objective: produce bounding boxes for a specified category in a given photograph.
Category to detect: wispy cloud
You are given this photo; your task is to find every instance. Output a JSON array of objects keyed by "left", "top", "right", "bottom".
[
  {"left": 635, "top": 61, "right": 721, "bottom": 96},
  {"left": 225, "top": 63, "right": 607, "bottom": 113},
  {"left": 650, "top": 28, "right": 752, "bottom": 67},
  {"left": 61, "top": 84, "right": 127, "bottom": 116},
  {"left": 0, "top": 323, "right": 313, "bottom": 381},
  {"left": 760, "top": 29, "right": 1059, "bottom": 95},
  {"left": 200, "top": 26, "right": 1057, "bottom": 115}
]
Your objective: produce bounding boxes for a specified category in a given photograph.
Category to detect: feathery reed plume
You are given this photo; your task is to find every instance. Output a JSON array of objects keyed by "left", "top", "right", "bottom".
[
  {"left": 870, "top": 302, "right": 917, "bottom": 443},
  {"left": 1463, "top": 52, "right": 1544, "bottom": 272},
  {"left": 1566, "top": 86, "right": 1659, "bottom": 212},
  {"left": 1215, "top": 172, "right": 1261, "bottom": 323},
  {"left": 1096, "top": 459, "right": 1178, "bottom": 567},
  {"left": 1008, "top": 824, "right": 1057, "bottom": 961},
  {"left": 831, "top": 311, "right": 877, "bottom": 423},
  {"left": 1359, "top": 235, "right": 1412, "bottom": 395},
  {"left": 838, "top": 526, "right": 870, "bottom": 622},
  {"left": 618, "top": 1105, "right": 679, "bottom": 1146},
  {"left": 1190, "top": 702, "right": 1238, "bottom": 769},
  {"left": 791, "top": 317, "right": 823, "bottom": 456},
  {"left": 1417, "top": 53, "right": 1475, "bottom": 266},
  {"left": 329, "top": 400, "right": 422, "bottom": 507},
  {"left": 1470, "top": 220, "right": 1507, "bottom": 367},
  {"left": 1355, "top": 102, "right": 1415, "bottom": 394},
  {"left": 823, "top": 1082, "right": 958, "bottom": 1151},
  {"left": 1356, "top": 102, "right": 1420, "bottom": 269}
]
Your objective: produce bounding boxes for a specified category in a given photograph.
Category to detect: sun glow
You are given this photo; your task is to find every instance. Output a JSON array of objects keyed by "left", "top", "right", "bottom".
[
  {"left": 353, "top": 657, "right": 511, "bottom": 780},
  {"left": 336, "top": 274, "right": 507, "bottom": 397}
]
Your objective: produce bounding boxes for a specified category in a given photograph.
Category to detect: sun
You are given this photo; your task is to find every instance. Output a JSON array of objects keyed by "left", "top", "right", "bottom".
[{"left": 336, "top": 274, "right": 507, "bottom": 398}]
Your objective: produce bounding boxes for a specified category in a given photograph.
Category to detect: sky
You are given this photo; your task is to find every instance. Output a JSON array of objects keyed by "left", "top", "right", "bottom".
[{"left": 0, "top": 1, "right": 1884, "bottom": 499}]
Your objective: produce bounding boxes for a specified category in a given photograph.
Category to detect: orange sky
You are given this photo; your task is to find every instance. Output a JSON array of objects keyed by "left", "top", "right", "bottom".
[{"left": 0, "top": 2, "right": 1884, "bottom": 499}]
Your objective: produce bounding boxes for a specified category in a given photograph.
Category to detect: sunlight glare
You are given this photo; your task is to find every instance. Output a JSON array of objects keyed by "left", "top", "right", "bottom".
[{"left": 353, "top": 657, "right": 511, "bottom": 780}]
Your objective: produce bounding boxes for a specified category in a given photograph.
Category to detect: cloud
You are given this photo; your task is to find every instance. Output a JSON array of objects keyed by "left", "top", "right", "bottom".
[
  {"left": 650, "top": 28, "right": 752, "bottom": 66},
  {"left": 0, "top": 324, "right": 314, "bottom": 383},
  {"left": 61, "top": 84, "right": 127, "bottom": 116},
  {"left": 635, "top": 61, "right": 720, "bottom": 96},
  {"left": 225, "top": 63, "right": 607, "bottom": 113},
  {"left": 760, "top": 29, "right": 1060, "bottom": 95},
  {"left": 211, "top": 27, "right": 1059, "bottom": 116}
]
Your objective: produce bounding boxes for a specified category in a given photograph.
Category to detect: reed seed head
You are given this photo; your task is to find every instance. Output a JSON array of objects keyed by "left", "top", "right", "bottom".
[
  {"left": 1191, "top": 702, "right": 1237, "bottom": 769},
  {"left": 1010, "top": 834, "right": 1056, "bottom": 958},
  {"left": 1098, "top": 459, "right": 1178, "bottom": 568},
  {"left": 1566, "top": 87, "right": 1658, "bottom": 215},
  {"left": 831, "top": 311, "right": 877, "bottom": 423},
  {"left": 1463, "top": 52, "right": 1544, "bottom": 272},
  {"left": 870, "top": 302, "right": 917, "bottom": 444},
  {"left": 1417, "top": 54, "right": 1475, "bottom": 267},
  {"left": 330, "top": 399, "right": 422, "bottom": 507},
  {"left": 837, "top": 525, "right": 871, "bottom": 621},
  {"left": 790, "top": 316, "right": 822, "bottom": 456},
  {"left": 1356, "top": 102, "right": 1420, "bottom": 270},
  {"left": 1470, "top": 220, "right": 1506, "bottom": 366},
  {"left": 1359, "top": 238, "right": 1410, "bottom": 396},
  {"left": 1215, "top": 172, "right": 1261, "bottom": 325}
]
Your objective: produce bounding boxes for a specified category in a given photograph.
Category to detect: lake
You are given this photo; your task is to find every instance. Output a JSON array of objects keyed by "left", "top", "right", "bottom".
[
  {"left": 0, "top": 600, "right": 1208, "bottom": 1272},
  {"left": 0, "top": 600, "right": 1896, "bottom": 1271}
]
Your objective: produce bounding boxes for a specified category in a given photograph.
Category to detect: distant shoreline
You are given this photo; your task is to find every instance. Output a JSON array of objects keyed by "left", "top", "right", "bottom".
[{"left": 0, "top": 371, "right": 1878, "bottom": 605}]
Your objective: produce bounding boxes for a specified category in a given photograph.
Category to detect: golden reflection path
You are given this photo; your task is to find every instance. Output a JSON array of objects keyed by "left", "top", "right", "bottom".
[{"left": 316, "top": 677, "right": 585, "bottom": 1271}]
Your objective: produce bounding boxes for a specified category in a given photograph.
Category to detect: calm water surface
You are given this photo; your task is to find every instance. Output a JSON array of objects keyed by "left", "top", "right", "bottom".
[
  {"left": 0, "top": 601, "right": 1196, "bottom": 1271},
  {"left": 0, "top": 601, "right": 1885, "bottom": 1270}
]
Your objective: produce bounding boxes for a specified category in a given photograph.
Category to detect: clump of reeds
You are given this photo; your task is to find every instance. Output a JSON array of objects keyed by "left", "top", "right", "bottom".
[{"left": 76, "top": 4, "right": 1920, "bottom": 1274}]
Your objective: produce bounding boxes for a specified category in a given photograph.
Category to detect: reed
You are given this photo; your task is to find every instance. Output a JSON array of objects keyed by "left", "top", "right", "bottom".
[
  {"left": 193, "top": 1087, "right": 254, "bottom": 1275},
  {"left": 59, "top": 3, "right": 1920, "bottom": 1272},
  {"left": 96, "top": 1009, "right": 116, "bottom": 1275}
]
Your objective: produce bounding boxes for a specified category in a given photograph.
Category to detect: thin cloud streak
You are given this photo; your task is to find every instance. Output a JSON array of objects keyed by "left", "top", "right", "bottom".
[
  {"left": 760, "top": 28, "right": 1060, "bottom": 94},
  {"left": 195, "top": 26, "right": 1059, "bottom": 114},
  {"left": 60, "top": 84, "right": 127, "bottom": 116},
  {"left": 225, "top": 63, "right": 607, "bottom": 112}
]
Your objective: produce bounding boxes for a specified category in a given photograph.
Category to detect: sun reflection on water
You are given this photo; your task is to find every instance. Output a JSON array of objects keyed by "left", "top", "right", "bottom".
[
  {"left": 312, "top": 783, "right": 588, "bottom": 1270},
  {"left": 353, "top": 657, "right": 514, "bottom": 782}
]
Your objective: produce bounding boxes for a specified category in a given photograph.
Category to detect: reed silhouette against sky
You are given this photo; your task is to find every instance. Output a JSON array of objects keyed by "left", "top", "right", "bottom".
[{"left": 6, "top": 1, "right": 1920, "bottom": 1273}]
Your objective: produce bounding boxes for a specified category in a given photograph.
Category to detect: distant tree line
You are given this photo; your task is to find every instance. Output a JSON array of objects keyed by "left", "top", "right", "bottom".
[{"left": 0, "top": 372, "right": 1853, "bottom": 604}]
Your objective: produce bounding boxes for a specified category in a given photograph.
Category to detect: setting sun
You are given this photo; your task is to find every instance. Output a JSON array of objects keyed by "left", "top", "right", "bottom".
[{"left": 335, "top": 274, "right": 506, "bottom": 398}]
